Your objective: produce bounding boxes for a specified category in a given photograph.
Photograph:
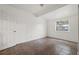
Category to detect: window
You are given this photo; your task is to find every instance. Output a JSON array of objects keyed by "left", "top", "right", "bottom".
[{"left": 56, "top": 20, "right": 69, "bottom": 32}]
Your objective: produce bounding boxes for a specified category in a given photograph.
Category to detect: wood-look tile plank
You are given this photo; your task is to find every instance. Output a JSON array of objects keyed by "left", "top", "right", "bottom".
[{"left": 0, "top": 37, "right": 77, "bottom": 55}]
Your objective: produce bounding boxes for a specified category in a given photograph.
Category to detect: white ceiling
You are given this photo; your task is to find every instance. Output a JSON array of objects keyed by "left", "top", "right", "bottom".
[{"left": 10, "top": 4, "right": 67, "bottom": 17}]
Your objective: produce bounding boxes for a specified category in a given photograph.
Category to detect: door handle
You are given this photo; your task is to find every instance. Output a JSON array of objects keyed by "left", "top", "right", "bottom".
[{"left": 13, "top": 31, "right": 16, "bottom": 32}]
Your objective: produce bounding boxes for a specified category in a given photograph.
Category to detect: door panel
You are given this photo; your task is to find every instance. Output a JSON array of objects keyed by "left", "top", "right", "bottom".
[
  {"left": 0, "top": 20, "right": 4, "bottom": 50},
  {"left": 15, "top": 24, "right": 27, "bottom": 44},
  {"left": 2, "top": 20, "right": 16, "bottom": 49}
]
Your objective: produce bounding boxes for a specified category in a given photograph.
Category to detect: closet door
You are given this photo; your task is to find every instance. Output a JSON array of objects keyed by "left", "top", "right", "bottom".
[
  {"left": 1, "top": 9, "right": 16, "bottom": 50},
  {"left": 0, "top": 20, "right": 4, "bottom": 50},
  {"left": 0, "top": 8, "right": 4, "bottom": 50},
  {"left": 2, "top": 21, "right": 16, "bottom": 49},
  {"left": 15, "top": 24, "right": 27, "bottom": 44}
]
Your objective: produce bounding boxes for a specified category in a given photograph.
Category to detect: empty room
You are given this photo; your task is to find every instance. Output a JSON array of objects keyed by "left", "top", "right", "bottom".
[{"left": 0, "top": 4, "right": 78, "bottom": 55}]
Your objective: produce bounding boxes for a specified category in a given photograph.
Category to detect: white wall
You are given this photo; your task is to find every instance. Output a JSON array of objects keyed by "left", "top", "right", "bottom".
[
  {"left": 77, "top": 5, "right": 79, "bottom": 55},
  {"left": 0, "top": 4, "right": 78, "bottom": 51},
  {"left": 0, "top": 5, "right": 47, "bottom": 50},
  {"left": 42, "top": 5, "right": 78, "bottom": 42}
]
